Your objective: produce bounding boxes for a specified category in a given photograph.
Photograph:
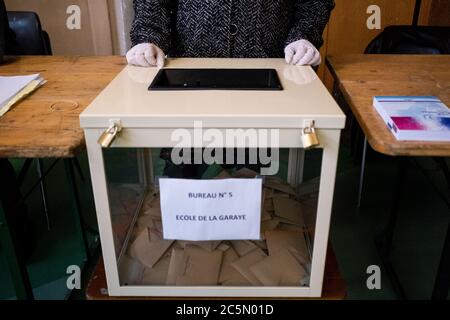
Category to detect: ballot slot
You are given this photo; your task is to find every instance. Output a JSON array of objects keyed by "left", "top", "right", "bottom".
[
  {"left": 103, "top": 147, "right": 322, "bottom": 288},
  {"left": 149, "top": 69, "right": 283, "bottom": 91}
]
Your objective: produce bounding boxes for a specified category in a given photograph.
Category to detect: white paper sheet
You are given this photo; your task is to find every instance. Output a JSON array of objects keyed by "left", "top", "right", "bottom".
[
  {"left": 160, "top": 178, "right": 262, "bottom": 241},
  {"left": 0, "top": 74, "right": 41, "bottom": 107}
]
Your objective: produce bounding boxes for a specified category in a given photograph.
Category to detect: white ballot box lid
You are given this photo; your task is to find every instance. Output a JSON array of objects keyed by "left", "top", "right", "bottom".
[{"left": 80, "top": 58, "right": 345, "bottom": 129}]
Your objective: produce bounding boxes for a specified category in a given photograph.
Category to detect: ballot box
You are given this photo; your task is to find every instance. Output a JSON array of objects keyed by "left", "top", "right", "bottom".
[{"left": 80, "top": 58, "right": 345, "bottom": 297}]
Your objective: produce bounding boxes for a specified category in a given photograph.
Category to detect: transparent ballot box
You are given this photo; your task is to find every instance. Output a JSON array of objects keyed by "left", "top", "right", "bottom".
[{"left": 80, "top": 59, "right": 345, "bottom": 297}]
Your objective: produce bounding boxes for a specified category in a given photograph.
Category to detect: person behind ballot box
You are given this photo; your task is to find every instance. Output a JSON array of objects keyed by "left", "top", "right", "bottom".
[
  {"left": 127, "top": 0, "right": 335, "bottom": 177},
  {"left": 127, "top": 0, "right": 335, "bottom": 67}
]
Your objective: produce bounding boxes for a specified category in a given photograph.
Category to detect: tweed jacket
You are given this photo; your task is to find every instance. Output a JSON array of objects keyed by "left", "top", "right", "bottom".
[{"left": 130, "top": 0, "right": 334, "bottom": 58}]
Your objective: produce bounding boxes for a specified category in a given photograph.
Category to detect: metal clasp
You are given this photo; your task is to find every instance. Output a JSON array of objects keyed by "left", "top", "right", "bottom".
[
  {"left": 98, "top": 121, "right": 122, "bottom": 148},
  {"left": 301, "top": 120, "right": 320, "bottom": 149}
]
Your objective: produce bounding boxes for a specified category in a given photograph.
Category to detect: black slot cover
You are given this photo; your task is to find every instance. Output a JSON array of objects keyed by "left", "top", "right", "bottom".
[{"left": 148, "top": 68, "right": 283, "bottom": 91}]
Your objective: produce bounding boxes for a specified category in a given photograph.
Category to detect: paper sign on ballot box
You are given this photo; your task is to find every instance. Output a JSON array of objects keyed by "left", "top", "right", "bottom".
[{"left": 159, "top": 178, "right": 262, "bottom": 241}]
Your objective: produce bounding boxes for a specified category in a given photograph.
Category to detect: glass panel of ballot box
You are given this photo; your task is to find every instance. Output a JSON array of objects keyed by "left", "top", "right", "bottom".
[{"left": 100, "top": 147, "right": 325, "bottom": 297}]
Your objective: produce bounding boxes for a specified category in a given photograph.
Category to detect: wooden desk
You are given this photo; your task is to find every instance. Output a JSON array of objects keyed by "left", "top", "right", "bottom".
[
  {"left": 326, "top": 54, "right": 450, "bottom": 300},
  {"left": 326, "top": 54, "right": 450, "bottom": 157},
  {"left": 85, "top": 247, "right": 346, "bottom": 300},
  {"left": 0, "top": 56, "right": 125, "bottom": 299},
  {"left": 0, "top": 56, "right": 125, "bottom": 158}
]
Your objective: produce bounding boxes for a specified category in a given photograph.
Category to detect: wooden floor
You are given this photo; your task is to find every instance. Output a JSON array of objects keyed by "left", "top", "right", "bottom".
[{"left": 86, "top": 246, "right": 346, "bottom": 300}]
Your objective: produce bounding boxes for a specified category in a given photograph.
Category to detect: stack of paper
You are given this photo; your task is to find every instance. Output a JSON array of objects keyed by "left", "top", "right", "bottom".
[
  {"left": 373, "top": 96, "right": 450, "bottom": 141},
  {"left": 0, "top": 74, "right": 46, "bottom": 117},
  {"left": 116, "top": 169, "right": 317, "bottom": 287}
]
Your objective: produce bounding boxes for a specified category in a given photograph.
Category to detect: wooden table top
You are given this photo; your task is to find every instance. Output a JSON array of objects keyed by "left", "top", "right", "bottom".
[
  {"left": 326, "top": 54, "right": 450, "bottom": 157},
  {"left": 0, "top": 56, "right": 125, "bottom": 158},
  {"left": 86, "top": 247, "right": 346, "bottom": 300}
]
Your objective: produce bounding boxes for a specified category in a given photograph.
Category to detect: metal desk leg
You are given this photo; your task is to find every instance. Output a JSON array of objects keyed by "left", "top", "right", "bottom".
[
  {"left": 64, "top": 158, "right": 90, "bottom": 261},
  {"left": 432, "top": 221, "right": 450, "bottom": 300},
  {"left": 375, "top": 158, "right": 407, "bottom": 299},
  {"left": 36, "top": 159, "right": 51, "bottom": 231},
  {"left": 357, "top": 136, "right": 368, "bottom": 208},
  {"left": 0, "top": 204, "right": 34, "bottom": 300}
]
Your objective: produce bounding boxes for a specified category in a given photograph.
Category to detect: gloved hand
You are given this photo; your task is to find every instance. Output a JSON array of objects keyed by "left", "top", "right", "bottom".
[
  {"left": 126, "top": 43, "right": 166, "bottom": 68},
  {"left": 285, "top": 39, "right": 321, "bottom": 67}
]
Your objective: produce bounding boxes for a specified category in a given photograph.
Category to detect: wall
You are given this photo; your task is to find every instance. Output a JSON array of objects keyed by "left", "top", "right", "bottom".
[
  {"left": 108, "top": 0, "right": 133, "bottom": 55},
  {"left": 319, "top": 0, "right": 435, "bottom": 88},
  {"left": 428, "top": 0, "right": 450, "bottom": 26},
  {"left": 4, "top": 0, "right": 449, "bottom": 59},
  {"left": 4, "top": 0, "right": 113, "bottom": 55},
  {"left": 320, "top": 0, "right": 449, "bottom": 89}
]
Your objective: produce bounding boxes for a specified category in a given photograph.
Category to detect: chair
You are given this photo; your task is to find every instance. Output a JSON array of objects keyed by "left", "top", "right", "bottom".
[
  {"left": 4, "top": 11, "right": 53, "bottom": 232},
  {"left": 2, "top": 9, "right": 94, "bottom": 300},
  {"left": 365, "top": 26, "right": 450, "bottom": 54},
  {"left": 6, "top": 11, "right": 52, "bottom": 55},
  {"left": 0, "top": 0, "right": 6, "bottom": 62}
]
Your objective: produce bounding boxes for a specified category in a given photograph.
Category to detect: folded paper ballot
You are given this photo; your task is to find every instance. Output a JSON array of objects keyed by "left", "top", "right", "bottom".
[
  {"left": 0, "top": 74, "right": 46, "bottom": 116},
  {"left": 250, "top": 249, "right": 307, "bottom": 286},
  {"left": 166, "top": 248, "right": 188, "bottom": 285},
  {"left": 253, "top": 239, "right": 268, "bottom": 250},
  {"left": 231, "top": 248, "right": 267, "bottom": 285},
  {"left": 265, "top": 230, "right": 310, "bottom": 264},
  {"left": 263, "top": 178, "right": 297, "bottom": 196},
  {"left": 118, "top": 169, "right": 318, "bottom": 287},
  {"left": 178, "top": 240, "right": 222, "bottom": 252},
  {"left": 230, "top": 240, "right": 258, "bottom": 257},
  {"left": 272, "top": 196, "right": 306, "bottom": 227},
  {"left": 129, "top": 228, "right": 174, "bottom": 268},
  {"left": 142, "top": 254, "right": 171, "bottom": 285},
  {"left": 261, "top": 218, "right": 280, "bottom": 238},
  {"left": 218, "top": 247, "right": 245, "bottom": 284},
  {"left": 175, "top": 245, "right": 223, "bottom": 285},
  {"left": 261, "top": 208, "right": 272, "bottom": 221}
]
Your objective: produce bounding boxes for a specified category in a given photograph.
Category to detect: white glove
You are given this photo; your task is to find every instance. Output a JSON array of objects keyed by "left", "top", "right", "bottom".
[
  {"left": 126, "top": 43, "right": 166, "bottom": 68},
  {"left": 285, "top": 39, "right": 321, "bottom": 67}
]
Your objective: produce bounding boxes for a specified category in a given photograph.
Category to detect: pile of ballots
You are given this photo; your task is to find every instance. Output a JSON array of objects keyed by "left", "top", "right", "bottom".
[{"left": 119, "top": 169, "right": 318, "bottom": 287}]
